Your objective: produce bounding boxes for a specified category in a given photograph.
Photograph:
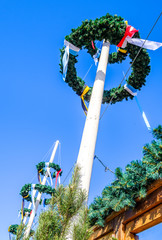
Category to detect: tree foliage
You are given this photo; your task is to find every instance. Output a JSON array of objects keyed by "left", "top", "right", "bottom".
[
  {"left": 89, "top": 125, "right": 162, "bottom": 227},
  {"left": 35, "top": 166, "right": 92, "bottom": 240}
]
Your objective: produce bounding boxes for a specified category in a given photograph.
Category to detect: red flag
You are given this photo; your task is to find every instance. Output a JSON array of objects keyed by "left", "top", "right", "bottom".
[{"left": 117, "top": 25, "right": 138, "bottom": 48}]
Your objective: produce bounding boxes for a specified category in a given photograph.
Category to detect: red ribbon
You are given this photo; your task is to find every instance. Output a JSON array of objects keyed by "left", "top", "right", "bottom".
[
  {"left": 117, "top": 25, "right": 138, "bottom": 48},
  {"left": 91, "top": 41, "right": 95, "bottom": 50},
  {"left": 55, "top": 169, "right": 62, "bottom": 188}
]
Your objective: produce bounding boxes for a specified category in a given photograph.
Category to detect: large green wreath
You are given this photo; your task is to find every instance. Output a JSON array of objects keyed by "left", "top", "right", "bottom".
[{"left": 60, "top": 13, "right": 150, "bottom": 104}]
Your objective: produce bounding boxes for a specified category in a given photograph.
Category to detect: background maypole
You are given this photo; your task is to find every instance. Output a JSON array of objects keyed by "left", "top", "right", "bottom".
[
  {"left": 24, "top": 140, "right": 59, "bottom": 239},
  {"left": 76, "top": 41, "right": 110, "bottom": 197}
]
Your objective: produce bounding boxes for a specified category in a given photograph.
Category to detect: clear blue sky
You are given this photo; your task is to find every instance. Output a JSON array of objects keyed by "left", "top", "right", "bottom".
[{"left": 0, "top": 1, "right": 162, "bottom": 239}]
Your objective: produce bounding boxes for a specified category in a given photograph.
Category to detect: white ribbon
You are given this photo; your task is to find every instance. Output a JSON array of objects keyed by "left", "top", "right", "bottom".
[
  {"left": 45, "top": 162, "right": 53, "bottom": 186},
  {"left": 18, "top": 210, "right": 21, "bottom": 218},
  {"left": 64, "top": 40, "right": 80, "bottom": 52},
  {"left": 31, "top": 184, "right": 36, "bottom": 214},
  {"left": 62, "top": 45, "right": 69, "bottom": 81},
  {"left": 62, "top": 40, "right": 80, "bottom": 81},
  {"left": 126, "top": 36, "right": 162, "bottom": 50},
  {"left": 58, "top": 175, "right": 61, "bottom": 185},
  {"left": 124, "top": 84, "right": 151, "bottom": 131}
]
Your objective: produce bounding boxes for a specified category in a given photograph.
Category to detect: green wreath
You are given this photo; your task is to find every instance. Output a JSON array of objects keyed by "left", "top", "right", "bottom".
[
  {"left": 20, "top": 184, "right": 56, "bottom": 202},
  {"left": 60, "top": 13, "right": 150, "bottom": 104},
  {"left": 36, "top": 162, "right": 63, "bottom": 178},
  {"left": 8, "top": 224, "right": 34, "bottom": 236}
]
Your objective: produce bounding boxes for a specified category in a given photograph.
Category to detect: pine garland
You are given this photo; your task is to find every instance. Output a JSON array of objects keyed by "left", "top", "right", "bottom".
[
  {"left": 89, "top": 125, "right": 162, "bottom": 227},
  {"left": 60, "top": 13, "right": 150, "bottom": 104}
]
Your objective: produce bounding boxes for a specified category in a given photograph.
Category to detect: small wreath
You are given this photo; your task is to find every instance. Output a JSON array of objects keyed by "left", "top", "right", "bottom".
[
  {"left": 36, "top": 162, "right": 63, "bottom": 178},
  {"left": 8, "top": 224, "right": 34, "bottom": 236},
  {"left": 59, "top": 13, "right": 150, "bottom": 104},
  {"left": 20, "top": 183, "right": 56, "bottom": 201}
]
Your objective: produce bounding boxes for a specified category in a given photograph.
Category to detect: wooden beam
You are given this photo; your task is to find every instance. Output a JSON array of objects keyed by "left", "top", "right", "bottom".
[
  {"left": 123, "top": 186, "right": 162, "bottom": 224},
  {"left": 89, "top": 222, "right": 113, "bottom": 240},
  {"left": 90, "top": 181, "right": 162, "bottom": 240},
  {"left": 126, "top": 204, "right": 162, "bottom": 235}
]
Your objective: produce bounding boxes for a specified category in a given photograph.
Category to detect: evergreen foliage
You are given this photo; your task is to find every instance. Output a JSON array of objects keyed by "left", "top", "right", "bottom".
[
  {"left": 35, "top": 166, "right": 92, "bottom": 240},
  {"left": 89, "top": 125, "right": 162, "bottom": 227},
  {"left": 72, "top": 208, "right": 92, "bottom": 240},
  {"left": 9, "top": 223, "right": 33, "bottom": 240},
  {"left": 59, "top": 13, "right": 150, "bottom": 104}
]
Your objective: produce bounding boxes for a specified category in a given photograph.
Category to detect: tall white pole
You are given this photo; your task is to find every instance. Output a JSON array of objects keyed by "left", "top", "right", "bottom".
[
  {"left": 24, "top": 140, "right": 60, "bottom": 239},
  {"left": 76, "top": 41, "right": 110, "bottom": 198}
]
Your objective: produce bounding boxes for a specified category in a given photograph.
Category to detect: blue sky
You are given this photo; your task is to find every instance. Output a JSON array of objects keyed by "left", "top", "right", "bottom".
[{"left": 0, "top": 1, "right": 162, "bottom": 239}]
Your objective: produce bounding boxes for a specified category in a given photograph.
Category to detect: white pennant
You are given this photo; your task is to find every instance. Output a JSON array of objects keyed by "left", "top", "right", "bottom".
[
  {"left": 31, "top": 184, "right": 36, "bottom": 214},
  {"left": 126, "top": 36, "right": 162, "bottom": 50},
  {"left": 45, "top": 162, "right": 53, "bottom": 186},
  {"left": 62, "top": 45, "right": 69, "bottom": 81},
  {"left": 64, "top": 40, "right": 80, "bottom": 52}
]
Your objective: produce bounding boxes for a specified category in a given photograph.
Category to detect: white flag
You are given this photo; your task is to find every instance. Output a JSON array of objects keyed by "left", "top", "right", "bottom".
[
  {"left": 126, "top": 36, "right": 162, "bottom": 50},
  {"left": 64, "top": 40, "right": 80, "bottom": 52}
]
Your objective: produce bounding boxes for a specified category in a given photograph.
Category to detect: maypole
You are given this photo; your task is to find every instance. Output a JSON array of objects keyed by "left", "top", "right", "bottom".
[
  {"left": 24, "top": 140, "right": 59, "bottom": 239},
  {"left": 76, "top": 41, "right": 110, "bottom": 197},
  {"left": 60, "top": 13, "right": 159, "bottom": 198}
]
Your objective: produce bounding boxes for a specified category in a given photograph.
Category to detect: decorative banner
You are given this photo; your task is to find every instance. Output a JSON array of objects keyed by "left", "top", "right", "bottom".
[
  {"left": 37, "top": 169, "right": 43, "bottom": 184},
  {"left": 124, "top": 84, "right": 137, "bottom": 96},
  {"left": 118, "top": 48, "right": 127, "bottom": 54},
  {"left": 124, "top": 83, "right": 151, "bottom": 131},
  {"left": 93, "top": 42, "right": 103, "bottom": 66},
  {"left": 31, "top": 184, "right": 36, "bottom": 215},
  {"left": 64, "top": 40, "right": 80, "bottom": 53},
  {"left": 62, "top": 40, "right": 80, "bottom": 81},
  {"left": 42, "top": 198, "right": 45, "bottom": 208},
  {"left": 21, "top": 198, "right": 24, "bottom": 220},
  {"left": 117, "top": 24, "right": 162, "bottom": 50},
  {"left": 9, "top": 232, "right": 11, "bottom": 240},
  {"left": 91, "top": 40, "right": 95, "bottom": 50},
  {"left": 117, "top": 25, "right": 138, "bottom": 48},
  {"left": 134, "top": 96, "right": 151, "bottom": 131},
  {"left": 18, "top": 211, "right": 20, "bottom": 218},
  {"left": 62, "top": 45, "right": 69, "bottom": 81},
  {"left": 58, "top": 175, "right": 61, "bottom": 185},
  {"left": 80, "top": 86, "right": 90, "bottom": 115},
  {"left": 55, "top": 169, "right": 62, "bottom": 188},
  {"left": 126, "top": 37, "right": 162, "bottom": 50},
  {"left": 45, "top": 162, "right": 53, "bottom": 186}
]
